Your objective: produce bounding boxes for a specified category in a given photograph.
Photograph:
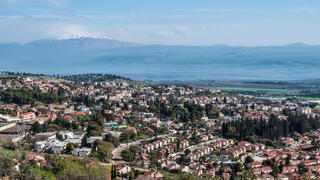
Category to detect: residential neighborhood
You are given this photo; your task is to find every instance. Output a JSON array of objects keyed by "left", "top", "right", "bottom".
[{"left": 1, "top": 73, "right": 320, "bottom": 179}]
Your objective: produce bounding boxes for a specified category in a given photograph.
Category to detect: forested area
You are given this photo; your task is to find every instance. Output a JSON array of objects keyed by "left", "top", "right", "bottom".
[
  {"left": 0, "top": 88, "right": 62, "bottom": 105},
  {"left": 59, "top": 73, "right": 131, "bottom": 83},
  {"left": 147, "top": 101, "right": 204, "bottom": 123},
  {"left": 222, "top": 112, "right": 320, "bottom": 141}
]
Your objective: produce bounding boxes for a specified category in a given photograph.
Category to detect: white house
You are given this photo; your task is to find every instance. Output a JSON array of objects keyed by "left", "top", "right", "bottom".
[
  {"left": 72, "top": 148, "right": 92, "bottom": 157},
  {"left": 52, "top": 141, "right": 68, "bottom": 154}
]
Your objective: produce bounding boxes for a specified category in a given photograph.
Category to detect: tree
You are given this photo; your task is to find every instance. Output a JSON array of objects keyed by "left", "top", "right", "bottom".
[
  {"left": 121, "top": 150, "right": 136, "bottom": 162},
  {"left": 298, "top": 163, "right": 308, "bottom": 175},
  {"left": 87, "top": 122, "right": 103, "bottom": 136},
  {"left": 111, "top": 165, "right": 117, "bottom": 180},
  {"left": 0, "top": 156, "right": 15, "bottom": 176},
  {"left": 31, "top": 121, "right": 42, "bottom": 134},
  {"left": 121, "top": 146, "right": 139, "bottom": 162},
  {"left": 65, "top": 143, "right": 75, "bottom": 154},
  {"left": 285, "top": 155, "right": 292, "bottom": 165},
  {"left": 245, "top": 156, "right": 254, "bottom": 164},
  {"left": 120, "top": 130, "right": 137, "bottom": 143},
  {"left": 91, "top": 140, "right": 114, "bottom": 162},
  {"left": 104, "top": 133, "right": 120, "bottom": 147},
  {"left": 184, "top": 149, "right": 191, "bottom": 156}
]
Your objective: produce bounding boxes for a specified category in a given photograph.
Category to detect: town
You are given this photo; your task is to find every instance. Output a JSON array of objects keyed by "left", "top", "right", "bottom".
[{"left": 1, "top": 73, "right": 320, "bottom": 180}]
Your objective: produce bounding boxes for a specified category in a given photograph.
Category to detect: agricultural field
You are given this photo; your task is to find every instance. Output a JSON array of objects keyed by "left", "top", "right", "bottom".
[
  {"left": 211, "top": 87, "right": 299, "bottom": 94},
  {"left": 296, "top": 97, "right": 320, "bottom": 100},
  {"left": 155, "top": 79, "right": 320, "bottom": 97}
]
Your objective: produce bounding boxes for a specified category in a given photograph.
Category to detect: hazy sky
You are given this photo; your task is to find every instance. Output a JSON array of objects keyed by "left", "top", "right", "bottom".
[{"left": 1, "top": 0, "right": 320, "bottom": 46}]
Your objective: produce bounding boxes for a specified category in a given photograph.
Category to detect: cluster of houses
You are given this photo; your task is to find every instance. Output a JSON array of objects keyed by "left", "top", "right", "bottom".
[
  {"left": 141, "top": 137, "right": 177, "bottom": 154},
  {"left": 3, "top": 75, "right": 320, "bottom": 179},
  {"left": 221, "top": 141, "right": 265, "bottom": 160},
  {"left": 34, "top": 131, "right": 89, "bottom": 154}
]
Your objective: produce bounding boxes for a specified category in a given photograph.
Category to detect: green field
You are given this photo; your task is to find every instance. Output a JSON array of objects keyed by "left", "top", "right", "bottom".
[
  {"left": 296, "top": 97, "right": 320, "bottom": 100},
  {"left": 211, "top": 87, "right": 299, "bottom": 94}
]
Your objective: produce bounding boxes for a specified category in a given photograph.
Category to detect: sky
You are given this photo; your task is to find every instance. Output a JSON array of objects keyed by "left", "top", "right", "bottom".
[{"left": 1, "top": 0, "right": 320, "bottom": 46}]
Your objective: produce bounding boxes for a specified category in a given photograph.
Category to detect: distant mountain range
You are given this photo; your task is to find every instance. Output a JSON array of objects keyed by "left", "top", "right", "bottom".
[{"left": 1, "top": 37, "right": 320, "bottom": 81}]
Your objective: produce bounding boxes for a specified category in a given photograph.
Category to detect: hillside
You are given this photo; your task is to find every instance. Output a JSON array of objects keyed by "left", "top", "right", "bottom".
[{"left": 1, "top": 38, "right": 320, "bottom": 81}]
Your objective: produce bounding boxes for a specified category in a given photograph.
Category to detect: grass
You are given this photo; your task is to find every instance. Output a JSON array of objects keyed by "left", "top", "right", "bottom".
[
  {"left": 211, "top": 87, "right": 299, "bottom": 94},
  {"left": 34, "top": 101, "right": 46, "bottom": 106},
  {"left": 163, "top": 172, "right": 202, "bottom": 180},
  {"left": 139, "top": 135, "right": 149, "bottom": 139},
  {"left": 163, "top": 172, "right": 180, "bottom": 180},
  {"left": 0, "top": 140, "right": 29, "bottom": 158}
]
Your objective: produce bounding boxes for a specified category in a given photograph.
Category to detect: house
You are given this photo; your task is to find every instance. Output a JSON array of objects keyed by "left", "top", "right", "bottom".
[
  {"left": 252, "top": 168, "right": 261, "bottom": 175},
  {"left": 277, "top": 174, "right": 289, "bottom": 180},
  {"left": 261, "top": 166, "right": 272, "bottom": 174},
  {"left": 58, "top": 131, "right": 75, "bottom": 139},
  {"left": 51, "top": 141, "right": 68, "bottom": 154},
  {"left": 222, "top": 173, "right": 231, "bottom": 180},
  {"left": 20, "top": 112, "right": 36, "bottom": 120},
  {"left": 179, "top": 166, "right": 191, "bottom": 173},
  {"left": 136, "top": 169, "right": 164, "bottom": 180},
  {"left": 180, "top": 140, "right": 189, "bottom": 149},
  {"left": 282, "top": 166, "right": 297, "bottom": 174},
  {"left": 117, "top": 165, "right": 131, "bottom": 175},
  {"left": 248, "top": 161, "right": 262, "bottom": 169},
  {"left": 34, "top": 132, "right": 56, "bottom": 141},
  {"left": 193, "top": 169, "right": 203, "bottom": 177},
  {"left": 72, "top": 148, "right": 92, "bottom": 157},
  {"left": 135, "top": 155, "right": 150, "bottom": 168},
  {"left": 303, "top": 160, "right": 316, "bottom": 166},
  {"left": 64, "top": 138, "right": 82, "bottom": 146},
  {"left": 35, "top": 139, "right": 59, "bottom": 152},
  {"left": 87, "top": 136, "right": 103, "bottom": 145},
  {"left": 256, "top": 143, "right": 266, "bottom": 151}
]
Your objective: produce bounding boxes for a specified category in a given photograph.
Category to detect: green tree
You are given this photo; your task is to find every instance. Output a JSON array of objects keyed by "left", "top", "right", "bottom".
[
  {"left": 104, "top": 133, "right": 120, "bottom": 147},
  {"left": 91, "top": 140, "right": 114, "bottom": 162},
  {"left": 120, "top": 130, "right": 137, "bottom": 143},
  {"left": 31, "top": 121, "right": 42, "bottom": 134},
  {"left": 0, "top": 156, "right": 15, "bottom": 177},
  {"left": 245, "top": 156, "right": 254, "bottom": 165},
  {"left": 65, "top": 143, "right": 75, "bottom": 154}
]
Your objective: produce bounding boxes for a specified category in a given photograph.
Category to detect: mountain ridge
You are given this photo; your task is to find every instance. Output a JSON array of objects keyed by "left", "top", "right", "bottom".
[{"left": 1, "top": 38, "right": 320, "bottom": 81}]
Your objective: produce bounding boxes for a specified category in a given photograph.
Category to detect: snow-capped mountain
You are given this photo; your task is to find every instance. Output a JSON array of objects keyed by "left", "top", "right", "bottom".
[{"left": 59, "top": 34, "right": 113, "bottom": 40}]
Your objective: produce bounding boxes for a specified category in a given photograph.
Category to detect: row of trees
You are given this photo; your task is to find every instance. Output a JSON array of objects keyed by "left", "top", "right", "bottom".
[
  {"left": 222, "top": 112, "right": 320, "bottom": 141},
  {"left": 59, "top": 73, "right": 131, "bottom": 83}
]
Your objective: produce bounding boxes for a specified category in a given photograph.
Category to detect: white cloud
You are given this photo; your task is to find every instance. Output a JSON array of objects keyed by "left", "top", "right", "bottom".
[
  {"left": 154, "top": 26, "right": 192, "bottom": 39},
  {"left": 174, "top": 26, "right": 191, "bottom": 35}
]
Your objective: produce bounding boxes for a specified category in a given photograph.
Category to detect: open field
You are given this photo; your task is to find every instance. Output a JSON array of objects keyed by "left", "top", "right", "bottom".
[
  {"left": 211, "top": 87, "right": 300, "bottom": 94},
  {"left": 296, "top": 97, "right": 320, "bottom": 100},
  {"left": 154, "top": 79, "right": 320, "bottom": 97}
]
